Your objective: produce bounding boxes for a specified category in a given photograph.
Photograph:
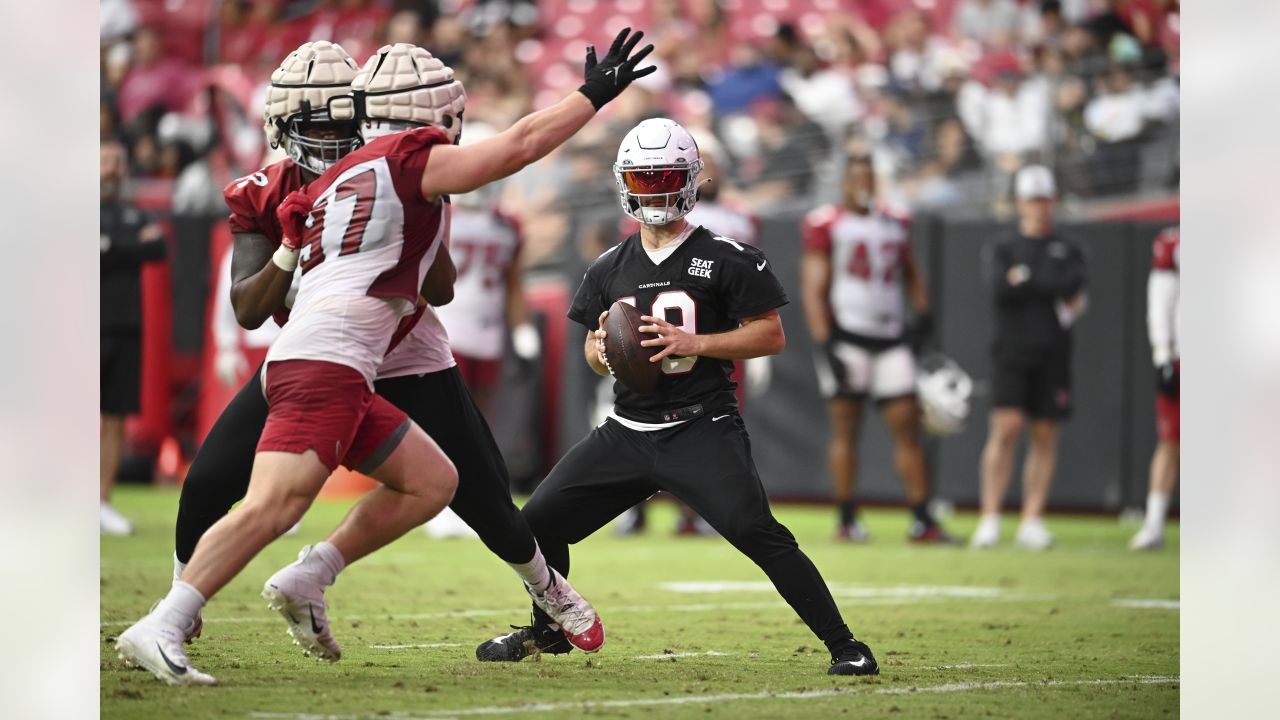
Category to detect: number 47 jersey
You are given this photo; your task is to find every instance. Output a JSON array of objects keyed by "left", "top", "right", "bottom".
[
  {"left": 568, "top": 226, "right": 788, "bottom": 424},
  {"left": 267, "top": 126, "right": 451, "bottom": 386}
]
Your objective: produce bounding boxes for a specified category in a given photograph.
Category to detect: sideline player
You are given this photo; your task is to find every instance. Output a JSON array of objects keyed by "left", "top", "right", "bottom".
[
  {"left": 970, "top": 166, "right": 1087, "bottom": 550},
  {"left": 434, "top": 122, "right": 536, "bottom": 418},
  {"left": 117, "top": 31, "right": 657, "bottom": 685},
  {"left": 1131, "top": 226, "right": 1179, "bottom": 550},
  {"left": 800, "top": 155, "right": 952, "bottom": 543},
  {"left": 475, "top": 119, "right": 879, "bottom": 676}
]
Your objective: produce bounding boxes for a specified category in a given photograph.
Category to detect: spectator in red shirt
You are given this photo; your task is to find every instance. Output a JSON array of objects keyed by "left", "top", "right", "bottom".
[{"left": 116, "top": 26, "right": 199, "bottom": 124}]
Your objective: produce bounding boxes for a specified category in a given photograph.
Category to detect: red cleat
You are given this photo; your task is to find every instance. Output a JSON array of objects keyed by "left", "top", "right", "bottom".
[
  {"left": 563, "top": 615, "right": 605, "bottom": 653},
  {"left": 909, "top": 522, "right": 959, "bottom": 545},
  {"left": 528, "top": 570, "right": 606, "bottom": 653}
]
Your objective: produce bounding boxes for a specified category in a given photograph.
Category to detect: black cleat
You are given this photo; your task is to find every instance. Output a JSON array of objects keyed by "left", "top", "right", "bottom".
[
  {"left": 828, "top": 640, "right": 880, "bottom": 676},
  {"left": 475, "top": 622, "right": 573, "bottom": 662}
]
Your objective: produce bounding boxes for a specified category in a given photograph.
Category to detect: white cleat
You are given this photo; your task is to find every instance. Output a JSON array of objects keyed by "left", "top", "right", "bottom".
[
  {"left": 1129, "top": 525, "right": 1165, "bottom": 551},
  {"left": 528, "top": 569, "right": 605, "bottom": 653},
  {"left": 101, "top": 502, "right": 135, "bottom": 536},
  {"left": 1015, "top": 519, "right": 1054, "bottom": 550},
  {"left": 282, "top": 520, "right": 302, "bottom": 537},
  {"left": 116, "top": 616, "right": 216, "bottom": 686},
  {"left": 262, "top": 545, "right": 341, "bottom": 661},
  {"left": 969, "top": 516, "right": 1001, "bottom": 548}
]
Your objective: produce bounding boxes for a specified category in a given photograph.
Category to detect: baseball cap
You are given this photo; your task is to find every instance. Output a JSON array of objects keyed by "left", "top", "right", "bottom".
[{"left": 1015, "top": 165, "right": 1056, "bottom": 199}]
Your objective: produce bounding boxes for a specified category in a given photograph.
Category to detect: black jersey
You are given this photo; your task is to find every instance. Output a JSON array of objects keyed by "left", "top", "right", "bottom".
[
  {"left": 568, "top": 226, "right": 788, "bottom": 423},
  {"left": 988, "top": 231, "right": 1086, "bottom": 361}
]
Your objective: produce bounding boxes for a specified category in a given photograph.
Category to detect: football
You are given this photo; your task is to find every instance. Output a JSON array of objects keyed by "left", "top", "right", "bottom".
[{"left": 602, "top": 300, "right": 661, "bottom": 394}]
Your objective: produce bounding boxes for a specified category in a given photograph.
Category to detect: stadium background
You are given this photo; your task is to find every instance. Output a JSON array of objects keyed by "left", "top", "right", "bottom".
[{"left": 99, "top": 0, "right": 1179, "bottom": 511}]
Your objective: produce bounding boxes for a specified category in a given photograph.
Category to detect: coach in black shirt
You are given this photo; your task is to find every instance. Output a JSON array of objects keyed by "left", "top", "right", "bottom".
[
  {"left": 100, "top": 140, "right": 166, "bottom": 535},
  {"left": 971, "top": 165, "right": 1086, "bottom": 551}
]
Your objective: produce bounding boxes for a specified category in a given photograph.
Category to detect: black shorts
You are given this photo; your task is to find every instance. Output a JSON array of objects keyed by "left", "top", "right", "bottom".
[
  {"left": 991, "top": 351, "right": 1072, "bottom": 420},
  {"left": 101, "top": 332, "right": 141, "bottom": 415},
  {"left": 522, "top": 413, "right": 798, "bottom": 565}
]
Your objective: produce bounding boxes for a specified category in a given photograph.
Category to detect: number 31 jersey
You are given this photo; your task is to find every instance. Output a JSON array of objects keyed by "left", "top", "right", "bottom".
[
  {"left": 267, "top": 126, "right": 450, "bottom": 385},
  {"left": 568, "top": 226, "right": 788, "bottom": 423},
  {"left": 802, "top": 205, "right": 913, "bottom": 341}
]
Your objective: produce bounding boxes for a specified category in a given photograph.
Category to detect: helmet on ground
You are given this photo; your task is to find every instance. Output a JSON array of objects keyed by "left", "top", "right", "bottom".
[
  {"left": 264, "top": 41, "right": 362, "bottom": 174},
  {"left": 346, "top": 43, "right": 467, "bottom": 144},
  {"left": 916, "top": 353, "right": 972, "bottom": 435},
  {"left": 613, "top": 118, "right": 703, "bottom": 225}
]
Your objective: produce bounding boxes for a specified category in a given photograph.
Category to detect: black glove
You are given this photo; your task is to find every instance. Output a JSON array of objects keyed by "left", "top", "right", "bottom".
[
  {"left": 822, "top": 341, "right": 848, "bottom": 388},
  {"left": 908, "top": 312, "right": 934, "bottom": 355},
  {"left": 1155, "top": 361, "right": 1179, "bottom": 397},
  {"left": 578, "top": 28, "right": 656, "bottom": 110}
]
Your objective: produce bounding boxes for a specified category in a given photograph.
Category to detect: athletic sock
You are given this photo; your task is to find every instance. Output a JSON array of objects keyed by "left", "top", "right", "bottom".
[
  {"left": 910, "top": 501, "right": 935, "bottom": 528},
  {"left": 1144, "top": 492, "right": 1171, "bottom": 531},
  {"left": 173, "top": 554, "right": 186, "bottom": 584},
  {"left": 309, "top": 542, "right": 346, "bottom": 586},
  {"left": 156, "top": 581, "right": 206, "bottom": 627},
  {"left": 838, "top": 500, "right": 857, "bottom": 528},
  {"left": 509, "top": 544, "right": 553, "bottom": 594}
]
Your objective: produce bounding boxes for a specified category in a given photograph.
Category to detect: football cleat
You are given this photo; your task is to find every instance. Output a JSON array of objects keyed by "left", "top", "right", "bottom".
[
  {"left": 1015, "top": 519, "right": 1054, "bottom": 550},
  {"left": 970, "top": 516, "right": 1001, "bottom": 548},
  {"left": 828, "top": 640, "right": 880, "bottom": 676},
  {"left": 909, "top": 521, "right": 959, "bottom": 545},
  {"left": 116, "top": 616, "right": 217, "bottom": 686},
  {"left": 100, "top": 502, "right": 134, "bottom": 536},
  {"left": 835, "top": 522, "right": 871, "bottom": 543},
  {"left": 1129, "top": 525, "right": 1165, "bottom": 551},
  {"left": 475, "top": 621, "right": 574, "bottom": 662},
  {"left": 527, "top": 570, "right": 605, "bottom": 653},
  {"left": 262, "top": 546, "right": 341, "bottom": 661},
  {"left": 151, "top": 599, "right": 202, "bottom": 643}
]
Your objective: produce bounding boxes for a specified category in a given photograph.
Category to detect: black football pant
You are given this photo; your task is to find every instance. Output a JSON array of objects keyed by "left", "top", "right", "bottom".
[
  {"left": 522, "top": 413, "right": 858, "bottom": 653},
  {"left": 175, "top": 364, "right": 535, "bottom": 565}
]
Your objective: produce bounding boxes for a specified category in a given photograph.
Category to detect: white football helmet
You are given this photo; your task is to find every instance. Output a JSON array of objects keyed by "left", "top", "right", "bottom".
[
  {"left": 614, "top": 118, "right": 704, "bottom": 225},
  {"left": 916, "top": 353, "right": 972, "bottom": 436},
  {"left": 345, "top": 43, "right": 467, "bottom": 144},
  {"left": 264, "top": 41, "right": 362, "bottom": 175}
]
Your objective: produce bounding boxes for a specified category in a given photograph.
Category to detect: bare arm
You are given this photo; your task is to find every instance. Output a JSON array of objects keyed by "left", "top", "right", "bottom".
[
  {"left": 420, "top": 93, "right": 596, "bottom": 200},
  {"left": 505, "top": 260, "right": 528, "bottom": 327},
  {"left": 640, "top": 310, "right": 785, "bottom": 362},
  {"left": 901, "top": 247, "right": 930, "bottom": 315},
  {"left": 420, "top": 244, "right": 457, "bottom": 306},
  {"left": 229, "top": 232, "right": 293, "bottom": 330},
  {"left": 800, "top": 250, "right": 834, "bottom": 343}
]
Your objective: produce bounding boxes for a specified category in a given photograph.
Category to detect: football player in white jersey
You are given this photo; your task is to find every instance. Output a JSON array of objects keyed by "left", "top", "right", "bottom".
[
  {"left": 434, "top": 122, "right": 537, "bottom": 417},
  {"left": 801, "top": 155, "right": 953, "bottom": 543},
  {"left": 117, "top": 30, "right": 657, "bottom": 686}
]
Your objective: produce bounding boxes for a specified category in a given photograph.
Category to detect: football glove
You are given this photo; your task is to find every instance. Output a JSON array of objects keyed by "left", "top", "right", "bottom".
[
  {"left": 578, "top": 28, "right": 656, "bottom": 110},
  {"left": 822, "top": 341, "right": 848, "bottom": 388},
  {"left": 276, "top": 191, "right": 313, "bottom": 252},
  {"left": 1155, "top": 361, "right": 1179, "bottom": 397},
  {"left": 908, "top": 311, "right": 934, "bottom": 355}
]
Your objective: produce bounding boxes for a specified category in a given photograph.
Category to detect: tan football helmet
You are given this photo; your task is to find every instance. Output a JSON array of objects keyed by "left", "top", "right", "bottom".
[
  {"left": 345, "top": 43, "right": 468, "bottom": 144},
  {"left": 264, "top": 41, "right": 361, "bottom": 174}
]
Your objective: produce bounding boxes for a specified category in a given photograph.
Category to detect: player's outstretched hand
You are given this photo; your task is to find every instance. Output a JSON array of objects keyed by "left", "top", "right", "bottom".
[
  {"left": 578, "top": 28, "right": 656, "bottom": 110},
  {"left": 276, "top": 191, "right": 313, "bottom": 251},
  {"left": 639, "top": 315, "right": 702, "bottom": 362}
]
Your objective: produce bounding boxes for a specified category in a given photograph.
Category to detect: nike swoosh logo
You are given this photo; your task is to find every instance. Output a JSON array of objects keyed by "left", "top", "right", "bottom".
[
  {"left": 756, "top": 261, "right": 767, "bottom": 271},
  {"left": 309, "top": 606, "right": 324, "bottom": 635},
  {"left": 712, "top": 414, "right": 731, "bottom": 422},
  {"left": 156, "top": 643, "right": 188, "bottom": 675},
  {"left": 849, "top": 657, "right": 867, "bottom": 667}
]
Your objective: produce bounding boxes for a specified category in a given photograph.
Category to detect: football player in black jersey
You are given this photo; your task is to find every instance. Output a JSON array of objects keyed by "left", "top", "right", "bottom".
[{"left": 476, "top": 119, "right": 879, "bottom": 676}]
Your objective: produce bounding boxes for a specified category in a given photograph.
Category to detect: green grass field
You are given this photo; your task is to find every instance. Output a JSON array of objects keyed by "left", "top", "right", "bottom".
[{"left": 101, "top": 487, "right": 1178, "bottom": 719}]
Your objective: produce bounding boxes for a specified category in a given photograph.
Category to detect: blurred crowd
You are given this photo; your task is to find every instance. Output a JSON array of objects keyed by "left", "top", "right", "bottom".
[{"left": 99, "top": 0, "right": 1178, "bottom": 296}]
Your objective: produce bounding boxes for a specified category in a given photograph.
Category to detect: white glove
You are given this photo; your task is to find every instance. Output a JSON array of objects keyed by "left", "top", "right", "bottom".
[
  {"left": 511, "top": 322, "right": 541, "bottom": 361},
  {"left": 215, "top": 348, "right": 249, "bottom": 387}
]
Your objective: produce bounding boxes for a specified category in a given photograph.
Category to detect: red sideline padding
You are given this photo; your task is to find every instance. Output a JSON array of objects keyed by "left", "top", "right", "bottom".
[
  {"left": 526, "top": 280, "right": 570, "bottom": 472},
  {"left": 126, "top": 229, "right": 173, "bottom": 454}
]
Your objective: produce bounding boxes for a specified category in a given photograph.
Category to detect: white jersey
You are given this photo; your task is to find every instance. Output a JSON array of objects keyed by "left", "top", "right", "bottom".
[
  {"left": 687, "top": 201, "right": 758, "bottom": 247},
  {"left": 267, "top": 127, "right": 450, "bottom": 385},
  {"left": 434, "top": 207, "right": 521, "bottom": 360},
  {"left": 802, "top": 204, "right": 913, "bottom": 340},
  {"left": 379, "top": 305, "right": 456, "bottom": 378}
]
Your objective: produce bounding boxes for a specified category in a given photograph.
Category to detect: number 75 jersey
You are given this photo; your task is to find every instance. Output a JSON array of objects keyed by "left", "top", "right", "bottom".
[
  {"left": 568, "top": 226, "right": 788, "bottom": 423},
  {"left": 802, "top": 205, "right": 913, "bottom": 341}
]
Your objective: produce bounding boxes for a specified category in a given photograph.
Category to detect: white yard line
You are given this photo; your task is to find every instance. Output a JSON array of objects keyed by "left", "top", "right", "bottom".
[
  {"left": 916, "top": 663, "right": 1010, "bottom": 670},
  {"left": 631, "top": 651, "right": 733, "bottom": 660},
  {"left": 1112, "top": 599, "right": 1180, "bottom": 610},
  {"left": 369, "top": 643, "right": 463, "bottom": 650},
  {"left": 248, "top": 676, "right": 1180, "bottom": 719}
]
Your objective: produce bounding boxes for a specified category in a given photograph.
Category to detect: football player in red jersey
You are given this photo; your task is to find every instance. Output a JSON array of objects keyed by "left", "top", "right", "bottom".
[
  {"left": 1131, "top": 226, "right": 1179, "bottom": 550},
  {"left": 800, "top": 155, "right": 952, "bottom": 543},
  {"left": 118, "top": 32, "right": 656, "bottom": 686}
]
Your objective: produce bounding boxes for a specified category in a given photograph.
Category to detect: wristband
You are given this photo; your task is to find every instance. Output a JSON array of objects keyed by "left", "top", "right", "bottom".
[{"left": 272, "top": 244, "right": 300, "bottom": 272}]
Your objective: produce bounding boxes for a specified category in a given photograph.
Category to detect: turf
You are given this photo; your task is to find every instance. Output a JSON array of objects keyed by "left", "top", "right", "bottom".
[{"left": 101, "top": 487, "right": 1178, "bottom": 719}]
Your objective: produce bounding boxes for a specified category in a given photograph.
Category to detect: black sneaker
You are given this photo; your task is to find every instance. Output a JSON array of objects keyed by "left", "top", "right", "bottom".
[
  {"left": 827, "top": 640, "right": 880, "bottom": 676},
  {"left": 475, "top": 622, "right": 573, "bottom": 662}
]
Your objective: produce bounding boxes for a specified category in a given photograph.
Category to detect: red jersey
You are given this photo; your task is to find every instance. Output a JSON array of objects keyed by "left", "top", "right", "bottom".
[
  {"left": 1152, "top": 226, "right": 1180, "bottom": 273},
  {"left": 223, "top": 159, "right": 308, "bottom": 327}
]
